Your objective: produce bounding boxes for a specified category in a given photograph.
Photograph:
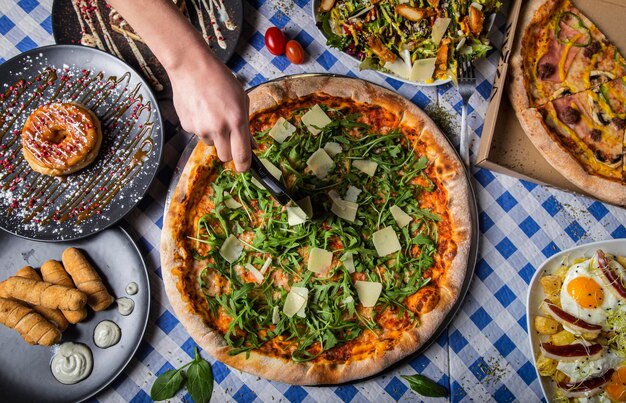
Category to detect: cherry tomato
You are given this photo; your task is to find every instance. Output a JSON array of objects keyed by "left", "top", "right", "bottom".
[
  {"left": 265, "top": 27, "right": 286, "bottom": 56},
  {"left": 285, "top": 40, "right": 305, "bottom": 64}
]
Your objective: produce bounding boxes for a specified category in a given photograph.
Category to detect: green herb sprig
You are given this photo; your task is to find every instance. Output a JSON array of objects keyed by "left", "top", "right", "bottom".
[
  {"left": 150, "top": 347, "right": 214, "bottom": 403},
  {"left": 401, "top": 374, "right": 450, "bottom": 398}
]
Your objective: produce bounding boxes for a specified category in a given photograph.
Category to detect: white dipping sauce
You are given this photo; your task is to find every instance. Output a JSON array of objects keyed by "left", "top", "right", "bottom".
[
  {"left": 50, "top": 342, "right": 93, "bottom": 385},
  {"left": 117, "top": 297, "right": 135, "bottom": 316},
  {"left": 93, "top": 320, "right": 121, "bottom": 349},
  {"left": 126, "top": 282, "right": 138, "bottom": 295}
]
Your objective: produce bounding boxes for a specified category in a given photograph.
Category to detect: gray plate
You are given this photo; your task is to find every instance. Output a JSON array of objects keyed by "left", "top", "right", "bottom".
[
  {"left": 0, "top": 226, "right": 150, "bottom": 402},
  {"left": 0, "top": 45, "right": 163, "bottom": 241},
  {"left": 166, "top": 74, "right": 479, "bottom": 383}
]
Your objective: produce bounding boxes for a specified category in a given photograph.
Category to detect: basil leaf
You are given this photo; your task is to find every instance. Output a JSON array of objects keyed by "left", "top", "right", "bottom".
[
  {"left": 401, "top": 374, "right": 449, "bottom": 398},
  {"left": 187, "top": 350, "right": 214, "bottom": 403},
  {"left": 150, "top": 369, "right": 185, "bottom": 401}
]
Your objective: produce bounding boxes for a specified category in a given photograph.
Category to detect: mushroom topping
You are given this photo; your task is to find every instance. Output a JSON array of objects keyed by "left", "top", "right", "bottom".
[
  {"left": 583, "top": 40, "right": 601, "bottom": 58},
  {"left": 613, "top": 117, "right": 626, "bottom": 130},
  {"left": 590, "top": 129, "right": 602, "bottom": 142},
  {"left": 590, "top": 70, "right": 615, "bottom": 85},
  {"left": 537, "top": 63, "right": 556, "bottom": 80},
  {"left": 561, "top": 107, "right": 581, "bottom": 125}
]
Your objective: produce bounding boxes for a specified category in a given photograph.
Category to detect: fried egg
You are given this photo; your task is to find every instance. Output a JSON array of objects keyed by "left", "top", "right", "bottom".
[
  {"left": 556, "top": 351, "right": 622, "bottom": 383},
  {"left": 560, "top": 259, "right": 622, "bottom": 326},
  {"left": 606, "top": 367, "right": 626, "bottom": 402}
]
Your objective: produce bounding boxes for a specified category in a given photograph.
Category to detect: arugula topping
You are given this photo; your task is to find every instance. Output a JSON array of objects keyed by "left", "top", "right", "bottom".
[
  {"left": 192, "top": 102, "right": 442, "bottom": 361},
  {"left": 150, "top": 347, "right": 214, "bottom": 403}
]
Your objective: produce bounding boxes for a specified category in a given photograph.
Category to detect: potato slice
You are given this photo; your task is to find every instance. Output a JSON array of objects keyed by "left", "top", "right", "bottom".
[
  {"left": 550, "top": 330, "right": 576, "bottom": 346},
  {"left": 536, "top": 355, "right": 558, "bottom": 377},
  {"left": 319, "top": 0, "right": 336, "bottom": 13},
  {"left": 534, "top": 316, "right": 560, "bottom": 335}
]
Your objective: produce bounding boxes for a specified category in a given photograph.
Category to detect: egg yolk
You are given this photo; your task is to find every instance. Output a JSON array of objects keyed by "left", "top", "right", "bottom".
[
  {"left": 566, "top": 277, "right": 604, "bottom": 309},
  {"left": 607, "top": 367, "right": 626, "bottom": 401}
]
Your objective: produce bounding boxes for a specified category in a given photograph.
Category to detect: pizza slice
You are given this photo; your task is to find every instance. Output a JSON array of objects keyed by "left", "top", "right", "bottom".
[
  {"left": 519, "top": 0, "right": 626, "bottom": 107},
  {"left": 109, "top": 0, "right": 189, "bottom": 43},
  {"left": 537, "top": 77, "right": 626, "bottom": 182}
]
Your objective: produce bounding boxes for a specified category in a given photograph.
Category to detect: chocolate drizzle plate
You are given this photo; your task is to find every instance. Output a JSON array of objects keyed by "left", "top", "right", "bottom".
[
  {"left": 52, "top": 0, "right": 244, "bottom": 96},
  {"left": 0, "top": 45, "right": 163, "bottom": 241}
]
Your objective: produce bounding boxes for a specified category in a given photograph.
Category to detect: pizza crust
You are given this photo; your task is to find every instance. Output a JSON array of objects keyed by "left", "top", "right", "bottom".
[
  {"left": 509, "top": 0, "right": 626, "bottom": 207},
  {"left": 161, "top": 76, "right": 473, "bottom": 384}
]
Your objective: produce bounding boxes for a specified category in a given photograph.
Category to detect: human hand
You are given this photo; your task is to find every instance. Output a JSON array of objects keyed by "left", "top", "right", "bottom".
[{"left": 169, "top": 51, "right": 253, "bottom": 172}]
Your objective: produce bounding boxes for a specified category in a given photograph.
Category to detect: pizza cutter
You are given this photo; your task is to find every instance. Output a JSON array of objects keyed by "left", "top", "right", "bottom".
[{"left": 249, "top": 154, "right": 297, "bottom": 207}]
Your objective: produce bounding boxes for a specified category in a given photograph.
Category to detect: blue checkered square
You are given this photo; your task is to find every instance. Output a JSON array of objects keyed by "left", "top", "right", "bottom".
[
  {"left": 494, "top": 385, "right": 516, "bottom": 402},
  {"left": 518, "top": 361, "right": 537, "bottom": 386},
  {"left": 335, "top": 385, "right": 358, "bottom": 403},
  {"left": 494, "top": 334, "right": 515, "bottom": 357},
  {"left": 270, "top": 10, "right": 289, "bottom": 29},
  {"left": 0, "top": 15, "right": 15, "bottom": 35},
  {"left": 469, "top": 357, "right": 488, "bottom": 381},
  {"left": 496, "top": 237, "right": 517, "bottom": 259},
  {"left": 384, "top": 377, "right": 408, "bottom": 400},
  {"left": 284, "top": 386, "right": 307, "bottom": 403},
  {"left": 234, "top": 385, "right": 257, "bottom": 403},
  {"left": 385, "top": 77, "right": 403, "bottom": 90},
  {"left": 565, "top": 221, "right": 586, "bottom": 242},
  {"left": 450, "top": 329, "right": 468, "bottom": 353},
  {"left": 271, "top": 56, "right": 290, "bottom": 71},
  {"left": 542, "top": 241, "right": 561, "bottom": 258},
  {"left": 519, "top": 216, "right": 540, "bottom": 237},
  {"left": 129, "top": 390, "right": 151, "bottom": 403},
  {"left": 519, "top": 263, "right": 536, "bottom": 284},
  {"left": 495, "top": 285, "right": 516, "bottom": 308},
  {"left": 156, "top": 310, "right": 178, "bottom": 334},
  {"left": 542, "top": 196, "right": 563, "bottom": 216},
  {"left": 476, "top": 258, "right": 493, "bottom": 281},
  {"left": 295, "top": 30, "right": 314, "bottom": 48},
  {"left": 613, "top": 225, "right": 626, "bottom": 238},
  {"left": 497, "top": 191, "right": 518, "bottom": 212},
  {"left": 16, "top": 37, "right": 37, "bottom": 52},
  {"left": 588, "top": 201, "right": 609, "bottom": 220},
  {"left": 470, "top": 307, "right": 491, "bottom": 330},
  {"left": 249, "top": 32, "right": 266, "bottom": 51},
  {"left": 18, "top": 0, "right": 38, "bottom": 13},
  {"left": 316, "top": 50, "right": 337, "bottom": 70},
  {"left": 475, "top": 168, "right": 496, "bottom": 186},
  {"left": 480, "top": 211, "right": 495, "bottom": 232},
  {"left": 212, "top": 360, "right": 231, "bottom": 383}
]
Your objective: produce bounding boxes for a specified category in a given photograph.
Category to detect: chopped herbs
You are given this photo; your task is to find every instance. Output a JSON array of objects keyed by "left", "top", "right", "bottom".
[{"left": 193, "top": 104, "right": 443, "bottom": 361}]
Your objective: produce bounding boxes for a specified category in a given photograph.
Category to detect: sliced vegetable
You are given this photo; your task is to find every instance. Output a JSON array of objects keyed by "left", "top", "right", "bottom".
[
  {"left": 355, "top": 280, "right": 382, "bottom": 307},
  {"left": 287, "top": 206, "right": 308, "bottom": 226},
  {"left": 307, "top": 149, "right": 334, "bottom": 179},
  {"left": 323, "top": 142, "right": 342, "bottom": 157},
  {"left": 410, "top": 58, "right": 437, "bottom": 82},
  {"left": 431, "top": 18, "right": 451, "bottom": 45},
  {"left": 307, "top": 247, "right": 333, "bottom": 274},
  {"left": 372, "top": 226, "right": 402, "bottom": 256},
  {"left": 352, "top": 159, "right": 378, "bottom": 176},
  {"left": 269, "top": 117, "right": 296, "bottom": 143},
  {"left": 341, "top": 252, "right": 356, "bottom": 273},
  {"left": 555, "top": 12, "right": 591, "bottom": 47},
  {"left": 244, "top": 263, "right": 264, "bottom": 284},
  {"left": 301, "top": 105, "right": 332, "bottom": 135},
  {"left": 390, "top": 205, "right": 413, "bottom": 228},
  {"left": 219, "top": 235, "right": 243, "bottom": 263},
  {"left": 223, "top": 192, "right": 242, "bottom": 209}
]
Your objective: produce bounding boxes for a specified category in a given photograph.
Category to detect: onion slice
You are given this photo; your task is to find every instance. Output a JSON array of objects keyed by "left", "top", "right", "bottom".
[
  {"left": 557, "top": 369, "right": 614, "bottom": 398},
  {"left": 541, "top": 342, "right": 604, "bottom": 361},
  {"left": 543, "top": 299, "right": 602, "bottom": 335},
  {"left": 597, "top": 250, "right": 626, "bottom": 299}
]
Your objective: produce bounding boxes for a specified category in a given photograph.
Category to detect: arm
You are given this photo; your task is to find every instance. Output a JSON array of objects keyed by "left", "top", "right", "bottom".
[{"left": 106, "top": 0, "right": 252, "bottom": 171}]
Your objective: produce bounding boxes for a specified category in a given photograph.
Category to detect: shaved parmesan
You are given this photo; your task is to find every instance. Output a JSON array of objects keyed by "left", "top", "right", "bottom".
[
  {"left": 269, "top": 117, "right": 296, "bottom": 143},
  {"left": 223, "top": 191, "right": 242, "bottom": 209},
  {"left": 352, "top": 159, "right": 378, "bottom": 176},
  {"left": 251, "top": 158, "right": 282, "bottom": 188},
  {"left": 456, "top": 37, "right": 467, "bottom": 52},
  {"left": 390, "top": 205, "right": 413, "bottom": 228},
  {"left": 355, "top": 281, "right": 382, "bottom": 308},
  {"left": 297, "top": 196, "right": 313, "bottom": 218},
  {"left": 287, "top": 206, "right": 308, "bottom": 226},
  {"left": 431, "top": 18, "right": 451, "bottom": 45},
  {"left": 328, "top": 189, "right": 341, "bottom": 202},
  {"left": 244, "top": 263, "right": 264, "bottom": 283},
  {"left": 470, "top": 2, "right": 483, "bottom": 10},
  {"left": 301, "top": 104, "right": 332, "bottom": 135},
  {"left": 308, "top": 247, "right": 333, "bottom": 274},
  {"left": 345, "top": 186, "right": 362, "bottom": 203},
  {"left": 283, "top": 290, "right": 306, "bottom": 318},
  {"left": 410, "top": 58, "right": 437, "bottom": 82},
  {"left": 384, "top": 58, "right": 411, "bottom": 80},
  {"left": 372, "top": 226, "right": 402, "bottom": 256},
  {"left": 341, "top": 252, "right": 356, "bottom": 273},
  {"left": 220, "top": 234, "right": 243, "bottom": 263},
  {"left": 341, "top": 296, "right": 354, "bottom": 305},
  {"left": 331, "top": 198, "right": 358, "bottom": 222},
  {"left": 291, "top": 287, "right": 309, "bottom": 318},
  {"left": 323, "top": 142, "right": 342, "bottom": 157},
  {"left": 260, "top": 257, "right": 272, "bottom": 275},
  {"left": 272, "top": 305, "right": 280, "bottom": 324},
  {"left": 307, "top": 149, "right": 334, "bottom": 179}
]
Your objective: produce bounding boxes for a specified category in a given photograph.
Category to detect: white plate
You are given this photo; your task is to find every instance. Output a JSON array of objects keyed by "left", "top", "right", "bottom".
[
  {"left": 311, "top": 0, "right": 451, "bottom": 87},
  {"left": 526, "top": 238, "right": 626, "bottom": 401}
]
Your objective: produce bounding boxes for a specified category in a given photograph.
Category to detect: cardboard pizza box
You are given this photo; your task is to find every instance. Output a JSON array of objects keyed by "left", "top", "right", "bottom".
[{"left": 477, "top": 0, "right": 626, "bottom": 205}]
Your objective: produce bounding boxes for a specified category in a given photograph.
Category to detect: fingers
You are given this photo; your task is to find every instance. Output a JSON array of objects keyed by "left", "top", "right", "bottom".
[
  {"left": 230, "top": 123, "right": 252, "bottom": 172},
  {"left": 197, "top": 133, "right": 214, "bottom": 146},
  {"left": 212, "top": 130, "right": 232, "bottom": 162}
]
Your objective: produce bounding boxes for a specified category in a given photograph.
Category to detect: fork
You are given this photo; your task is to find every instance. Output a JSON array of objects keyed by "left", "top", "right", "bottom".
[{"left": 458, "top": 57, "right": 476, "bottom": 167}]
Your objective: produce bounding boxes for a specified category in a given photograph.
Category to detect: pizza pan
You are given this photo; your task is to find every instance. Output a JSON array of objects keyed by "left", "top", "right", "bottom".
[
  {"left": 165, "top": 74, "right": 479, "bottom": 382},
  {"left": 0, "top": 226, "right": 150, "bottom": 403},
  {"left": 0, "top": 45, "right": 163, "bottom": 241},
  {"left": 527, "top": 238, "right": 626, "bottom": 402},
  {"left": 52, "top": 0, "right": 244, "bottom": 97}
]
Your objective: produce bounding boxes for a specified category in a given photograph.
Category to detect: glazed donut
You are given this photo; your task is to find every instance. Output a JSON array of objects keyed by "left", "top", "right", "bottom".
[{"left": 21, "top": 102, "right": 102, "bottom": 176}]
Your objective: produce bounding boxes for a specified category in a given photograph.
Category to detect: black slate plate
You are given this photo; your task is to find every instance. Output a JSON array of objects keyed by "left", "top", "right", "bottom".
[
  {"left": 0, "top": 226, "right": 150, "bottom": 403},
  {"left": 51, "top": 0, "right": 244, "bottom": 97},
  {"left": 0, "top": 45, "right": 163, "bottom": 241}
]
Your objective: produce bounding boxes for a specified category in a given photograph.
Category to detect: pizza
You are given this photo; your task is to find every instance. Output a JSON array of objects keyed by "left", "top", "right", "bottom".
[
  {"left": 509, "top": 0, "right": 626, "bottom": 206},
  {"left": 161, "top": 76, "right": 472, "bottom": 384}
]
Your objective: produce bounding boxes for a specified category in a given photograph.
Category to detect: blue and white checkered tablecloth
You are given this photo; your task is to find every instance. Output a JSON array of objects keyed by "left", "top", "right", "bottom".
[{"left": 2, "top": 0, "right": 626, "bottom": 402}]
